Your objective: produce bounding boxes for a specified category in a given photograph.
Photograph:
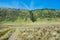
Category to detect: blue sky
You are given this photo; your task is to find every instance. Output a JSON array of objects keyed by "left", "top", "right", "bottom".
[{"left": 0, "top": 0, "right": 60, "bottom": 10}]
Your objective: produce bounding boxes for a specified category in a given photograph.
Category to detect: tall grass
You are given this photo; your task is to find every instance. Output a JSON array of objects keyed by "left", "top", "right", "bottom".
[{"left": 0, "top": 22, "right": 60, "bottom": 40}]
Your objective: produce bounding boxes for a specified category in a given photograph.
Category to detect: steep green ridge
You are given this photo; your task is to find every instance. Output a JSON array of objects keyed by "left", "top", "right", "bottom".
[{"left": 0, "top": 8, "right": 60, "bottom": 22}]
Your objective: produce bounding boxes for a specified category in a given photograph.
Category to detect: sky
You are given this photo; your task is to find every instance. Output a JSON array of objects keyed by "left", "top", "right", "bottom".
[{"left": 0, "top": 0, "right": 60, "bottom": 10}]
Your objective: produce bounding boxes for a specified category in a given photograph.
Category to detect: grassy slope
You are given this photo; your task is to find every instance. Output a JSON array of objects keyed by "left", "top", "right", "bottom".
[
  {"left": 0, "top": 21, "right": 60, "bottom": 40},
  {"left": 0, "top": 8, "right": 60, "bottom": 40}
]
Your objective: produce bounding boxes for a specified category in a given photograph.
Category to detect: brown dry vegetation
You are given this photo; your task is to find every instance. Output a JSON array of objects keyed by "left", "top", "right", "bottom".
[{"left": 0, "top": 22, "right": 60, "bottom": 40}]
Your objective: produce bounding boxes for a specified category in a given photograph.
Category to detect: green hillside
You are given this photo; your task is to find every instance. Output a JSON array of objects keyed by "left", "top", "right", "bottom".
[
  {"left": 0, "top": 8, "right": 60, "bottom": 23},
  {"left": 0, "top": 8, "right": 60, "bottom": 40}
]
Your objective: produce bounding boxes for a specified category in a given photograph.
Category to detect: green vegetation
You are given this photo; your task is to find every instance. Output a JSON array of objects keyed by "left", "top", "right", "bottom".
[
  {"left": 0, "top": 8, "right": 60, "bottom": 23},
  {"left": 0, "top": 8, "right": 60, "bottom": 40}
]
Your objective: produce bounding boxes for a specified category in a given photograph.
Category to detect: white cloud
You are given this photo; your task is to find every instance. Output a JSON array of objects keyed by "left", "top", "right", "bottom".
[
  {"left": 20, "top": 1, "right": 30, "bottom": 10},
  {"left": 0, "top": 0, "right": 44, "bottom": 10},
  {"left": 29, "top": 0, "right": 34, "bottom": 10}
]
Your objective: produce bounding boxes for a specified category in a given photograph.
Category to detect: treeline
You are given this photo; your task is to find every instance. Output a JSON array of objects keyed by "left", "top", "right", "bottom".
[{"left": 0, "top": 8, "right": 60, "bottom": 22}]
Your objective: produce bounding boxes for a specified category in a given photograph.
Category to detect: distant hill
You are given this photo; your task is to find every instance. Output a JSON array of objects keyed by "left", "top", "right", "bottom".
[{"left": 0, "top": 8, "right": 60, "bottom": 22}]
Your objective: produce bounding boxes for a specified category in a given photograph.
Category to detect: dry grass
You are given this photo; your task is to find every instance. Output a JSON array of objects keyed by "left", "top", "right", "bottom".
[{"left": 0, "top": 22, "right": 60, "bottom": 40}]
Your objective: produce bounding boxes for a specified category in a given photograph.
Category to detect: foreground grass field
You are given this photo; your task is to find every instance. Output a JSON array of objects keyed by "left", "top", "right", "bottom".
[{"left": 0, "top": 22, "right": 60, "bottom": 40}]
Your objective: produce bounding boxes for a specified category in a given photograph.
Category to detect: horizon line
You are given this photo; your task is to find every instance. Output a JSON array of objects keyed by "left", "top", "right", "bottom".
[{"left": 0, "top": 7, "right": 60, "bottom": 10}]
